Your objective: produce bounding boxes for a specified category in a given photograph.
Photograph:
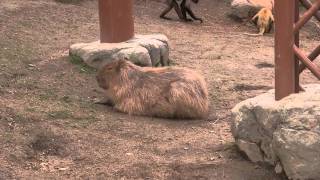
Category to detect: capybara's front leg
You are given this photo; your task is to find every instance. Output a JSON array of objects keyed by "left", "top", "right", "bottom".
[{"left": 95, "top": 97, "right": 114, "bottom": 107}]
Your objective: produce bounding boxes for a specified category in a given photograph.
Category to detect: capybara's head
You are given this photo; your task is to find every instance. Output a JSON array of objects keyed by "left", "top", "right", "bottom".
[{"left": 96, "top": 59, "right": 128, "bottom": 90}]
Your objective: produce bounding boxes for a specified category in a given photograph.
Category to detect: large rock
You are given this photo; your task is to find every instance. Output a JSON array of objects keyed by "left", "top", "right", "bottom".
[
  {"left": 69, "top": 34, "right": 170, "bottom": 69},
  {"left": 230, "top": 0, "right": 274, "bottom": 19},
  {"left": 232, "top": 84, "right": 320, "bottom": 180}
]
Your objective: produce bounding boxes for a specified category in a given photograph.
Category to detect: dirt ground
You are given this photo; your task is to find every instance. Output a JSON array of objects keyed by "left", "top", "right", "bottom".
[{"left": 1, "top": 0, "right": 320, "bottom": 179}]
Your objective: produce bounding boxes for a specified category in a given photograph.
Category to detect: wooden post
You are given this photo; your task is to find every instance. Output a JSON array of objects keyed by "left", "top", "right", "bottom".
[
  {"left": 294, "top": 0, "right": 300, "bottom": 94},
  {"left": 98, "top": 0, "right": 134, "bottom": 43},
  {"left": 274, "top": 0, "right": 299, "bottom": 100}
]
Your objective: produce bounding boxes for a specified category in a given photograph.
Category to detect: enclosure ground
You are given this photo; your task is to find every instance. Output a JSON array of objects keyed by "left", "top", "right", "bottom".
[{"left": 0, "top": 0, "right": 319, "bottom": 179}]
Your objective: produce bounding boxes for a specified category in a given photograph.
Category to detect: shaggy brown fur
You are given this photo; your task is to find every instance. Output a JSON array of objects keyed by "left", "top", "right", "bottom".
[
  {"left": 244, "top": 7, "right": 274, "bottom": 36},
  {"left": 96, "top": 59, "right": 209, "bottom": 119}
]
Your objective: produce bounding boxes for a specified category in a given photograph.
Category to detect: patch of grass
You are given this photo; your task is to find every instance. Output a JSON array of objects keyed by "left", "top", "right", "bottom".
[
  {"left": 15, "top": 79, "right": 39, "bottom": 90},
  {"left": 47, "top": 109, "right": 98, "bottom": 128},
  {"left": 0, "top": 107, "right": 36, "bottom": 144},
  {"left": 233, "top": 84, "right": 271, "bottom": 91},
  {"left": 0, "top": 169, "right": 13, "bottom": 180},
  {"left": 20, "top": 21, "right": 33, "bottom": 28},
  {"left": 39, "top": 93, "right": 53, "bottom": 101},
  {"left": 38, "top": 90, "right": 56, "bottom": 101},
  {"left": 1, "top": 109, "right": 30, "bottom": 123},
  {"left": 2, "top": 132, "right": 14, "bottom": 143},
  {"left": 61, "top": 95, "right": 72, "bottom": 103},
  {"left": 255, "top": 62, "right": 274, "bottom": 69},
  {"left": 28, "top": 129, "right": 69, "bottom": 157},
  {"left": 54, "top": 0, "right": 84, "bottom": 4},
  {"left": 48, "top": 110, "right": 72, "bottom": 119},
  {"left": 0, "top": 39, "right": 36, "bottom": 73},
  {"left": 25, "top": 107, "right": 36, "bottom": 112},
  {"left": 70, "top": 114, "right": 99, "bottom": 128},
  {"left": 69, "top": 55, "right": 96, "bottom": 74},
  {"left": 37, "top": 88, "right": 64, "bottom": 102}
]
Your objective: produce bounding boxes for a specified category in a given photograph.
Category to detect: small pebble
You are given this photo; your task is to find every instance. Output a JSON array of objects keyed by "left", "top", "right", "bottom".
[{"left": 58, "top": 167, "right": 69, "bottom": 171}]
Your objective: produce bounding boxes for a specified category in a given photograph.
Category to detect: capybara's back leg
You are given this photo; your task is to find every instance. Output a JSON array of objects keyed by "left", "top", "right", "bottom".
[
  {"left": 168, "top": 82, "right": 208, "bottom": 119},
  {"left": 148, "top": 96, "right": 176, "bottom": 118}
]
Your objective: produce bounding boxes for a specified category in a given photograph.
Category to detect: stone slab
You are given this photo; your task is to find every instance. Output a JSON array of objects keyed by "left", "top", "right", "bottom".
[
  {"left": 69, "top": 34, "right": 170, "bottom": 69},
  {"left": 232, "top": 84, "right": 320, "bottom": 180}
]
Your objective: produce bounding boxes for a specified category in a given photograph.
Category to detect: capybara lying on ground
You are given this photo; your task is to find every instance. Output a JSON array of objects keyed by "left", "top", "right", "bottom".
[{"left": 96, "top": 59, "right": 209, "bottom": 119}]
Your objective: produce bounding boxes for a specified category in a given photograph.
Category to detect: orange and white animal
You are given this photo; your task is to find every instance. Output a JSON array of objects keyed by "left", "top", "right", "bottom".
[
  {"left": 96, "top": 59, "right": 209, "bottom": 119},
  {"left": 245, "top": 7, "right": 274, "bottom": 36}
]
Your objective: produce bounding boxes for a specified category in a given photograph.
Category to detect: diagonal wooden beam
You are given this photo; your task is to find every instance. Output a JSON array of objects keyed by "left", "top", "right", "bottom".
[
  {"left": 294, "top": 45, "right": 320, "bottom": 79},
  {"left": 299, "top": 45, "right": 320, "bottom": 73},
  {"left": 294, "top": 0, "right": 320, "bottom": 34},
  {"left": 300, "top": 0, "right": 320, "bottom": 21}
]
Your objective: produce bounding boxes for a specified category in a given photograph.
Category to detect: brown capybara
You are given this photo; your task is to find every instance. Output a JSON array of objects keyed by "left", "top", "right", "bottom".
[{"left": 96, "top": 59, "right": 209, "bottom": 119}]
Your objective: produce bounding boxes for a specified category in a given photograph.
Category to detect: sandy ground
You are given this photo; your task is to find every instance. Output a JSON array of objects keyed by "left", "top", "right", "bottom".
[{"left": 0, "top": 0, "right": 319, "bottom": 179}]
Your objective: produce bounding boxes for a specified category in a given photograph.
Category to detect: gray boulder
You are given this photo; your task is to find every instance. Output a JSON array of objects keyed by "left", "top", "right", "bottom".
[
  {"left": 232, "top": 84, "right": 320, "bottom": 180},
  {"left": 69, "top": 34, "right": 170, "bottom": 69}
]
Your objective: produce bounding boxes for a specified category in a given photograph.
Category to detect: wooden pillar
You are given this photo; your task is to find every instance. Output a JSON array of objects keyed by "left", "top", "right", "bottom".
[
  {"left": 274, "top": 0, "right": 299, "bottom": 100},
  {"left": 98, "top": 0, "right": 134, "bottom": 43}
]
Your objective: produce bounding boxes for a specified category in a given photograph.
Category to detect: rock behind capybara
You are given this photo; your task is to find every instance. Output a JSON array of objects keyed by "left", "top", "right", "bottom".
[{"left": 96, "top": 59, "right": 209, "bottom": 119}]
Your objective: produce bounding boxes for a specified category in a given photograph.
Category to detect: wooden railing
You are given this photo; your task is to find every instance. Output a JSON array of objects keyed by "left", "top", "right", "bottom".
[{"left": 275, "top": 0, "right": 320, "bottom": 100}]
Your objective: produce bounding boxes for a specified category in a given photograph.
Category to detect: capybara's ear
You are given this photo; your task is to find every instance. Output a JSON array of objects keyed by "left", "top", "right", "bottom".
[{"left": 116, "top": 59, "right": 126, "bottom": 72}]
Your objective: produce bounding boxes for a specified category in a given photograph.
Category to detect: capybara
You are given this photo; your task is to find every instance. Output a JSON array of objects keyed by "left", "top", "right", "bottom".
[{"left": 96, "top": 59, "right": 209, "bottom": 119}]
